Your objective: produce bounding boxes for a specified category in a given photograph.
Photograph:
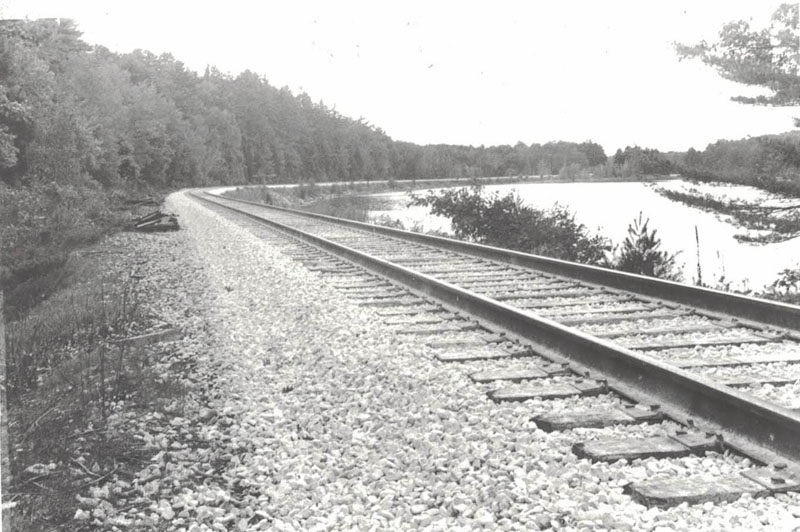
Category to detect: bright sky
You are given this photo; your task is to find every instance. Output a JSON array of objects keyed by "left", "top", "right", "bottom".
[{"left": 2, "top": 0, "right": 796, "bottom": 153}]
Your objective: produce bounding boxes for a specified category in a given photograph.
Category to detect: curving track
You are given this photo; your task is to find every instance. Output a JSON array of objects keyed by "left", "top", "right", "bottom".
[{"left": 190, "top": 189, "right": 800, "bottom": 507}]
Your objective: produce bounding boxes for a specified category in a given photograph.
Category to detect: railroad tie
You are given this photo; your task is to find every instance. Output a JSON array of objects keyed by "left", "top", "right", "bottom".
[
  {"left": 487, "top": 378, "right": 607, "bottom": 402},
  {"left": 572, "top": 431, "right": 720, "bottom": 462},
  {"left": 532, "top": 404, "right": 664, "bottom": 431},
  {"left": 470, "top": 362, "right": 570, "bottom": 382},
  {"left": 626, "top": 465, "right": 800, "bottom": 507}
]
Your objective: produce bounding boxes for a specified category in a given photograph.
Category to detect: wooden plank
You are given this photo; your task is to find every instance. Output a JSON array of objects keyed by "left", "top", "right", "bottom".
[
  {"left": 488, "top": 380, "right": 605, "bottom": 402},
  {"left": 332, "top": 282, "right": 391, "bottom": 289},
  {"left": 541, "top": 304, "right": 656, "bottom": 318},
  {"left": 533, "top": 408, "right": 638, "bottom": 431},
  {"left": 626, "top": 474, "right": 766, "bottom": 507},
  {"left": 306, "top": 266, "right": 359, "bottom": 273},
  {"left": 593, "top": 324, "right": 724, "bottom": 339},
  {"left": 734, "top": 353, "right": 800, "bottom": 364},
  {"left": 427, "top": 339, "right": 488, "bottom": 349},
  {"left": 573, "top": 436, "right": 691, "bottom": 462},
  {"left": 416, "top": 266, "right": 506, "bottom": 275},
  {"left": 395, "top": 323, "right": 480, "bottom": 335},
  {"left": 629, "top": 336, "right": 776, "bottom": 351},
  {"left": 515, "top": 296, "right": 633, "bottom": 310},
  {"left": 337, "top": 286, "right": 399, "bottom": 294},
  {"left": 669, "top": 355, "right": 800, "bottom": 369},
  {"left": 489, "top": 383, "right": 584, "bottom": 402},
  {"left": 383, "top": 316, "right": 453, "bottom": 326},
  {"left": 742, "top": 466, "right": 800, "bottom": 493},
  {"left": 358, "top": 297, "right": 427, "bottom": 307},
  {"left": 375, "top": 305, "right": 442, "bottom": 316},
  {"left": 559, "top": 309, "right": 692, "bottom": 326},
  {"left": 460, "top": 279, "right": 564, "bottom": 290},
  {"left": 669, "top": 358, "right": 743, "bottom": 369},
  {"left": 347, "top": 291, "right": 409, "bottom": 300},
  {"left": 469, "top": 367, "right": 549, "bottom": 383},
  {"left": 494, "top": 288, "right": 597, "bottom": 301},
  {"left": 720, "top": 376, "right": 798, "bottom": 387},
  {"left": 435, "top": 346, "right": 518, "bottom": 362},
  {"left": 534, "top": 404, "right": 664, "bottom": 431}
]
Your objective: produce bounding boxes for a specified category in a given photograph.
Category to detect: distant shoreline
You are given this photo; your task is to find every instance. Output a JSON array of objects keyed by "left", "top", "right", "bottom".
[{"left": 216, "top": 173, "right": 681, "bottom": 197}]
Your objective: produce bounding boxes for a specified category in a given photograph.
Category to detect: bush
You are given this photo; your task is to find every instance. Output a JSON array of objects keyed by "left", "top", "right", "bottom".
[
  {"left": 611, "top": 213, "right": 682, "bottom": 281},
  {"left": 410, "top": 187, "right": 686, "bottom": 281},
  {"left": 409, "top": 187, "right": 611, "bottom": 265},
  {"left": 0, "top": 182, "right": 133, "bottom": 318},
  {"left": 764, "top": 267, "right": 800, "bottom": 304}
]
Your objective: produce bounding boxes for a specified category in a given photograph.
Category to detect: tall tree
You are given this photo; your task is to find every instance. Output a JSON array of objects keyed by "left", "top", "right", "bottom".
[{"left": 676, "top": 4, "right": 799, "bottom": 118}]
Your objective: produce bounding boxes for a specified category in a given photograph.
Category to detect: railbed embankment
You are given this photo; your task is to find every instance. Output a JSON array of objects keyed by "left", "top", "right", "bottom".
[
  {"left": 16, "top": 189, "right": 800, "bottom": 529},
  {"left": 143, "top": 190, "right": 800, "bottom": 529}
]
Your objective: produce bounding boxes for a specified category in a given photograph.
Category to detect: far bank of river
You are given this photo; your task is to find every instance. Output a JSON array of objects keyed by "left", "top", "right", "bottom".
[{"left": 367, "top": 179, "right": 800, "bottom": 292}]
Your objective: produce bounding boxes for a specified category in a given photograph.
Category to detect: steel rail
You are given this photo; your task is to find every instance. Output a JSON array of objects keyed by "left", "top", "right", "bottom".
[
  {"left": 209, "top": 192, "right": 800, "bottom": 332},
  {"left": 192, "top": 191, "right": 800, "bottom": 465}
]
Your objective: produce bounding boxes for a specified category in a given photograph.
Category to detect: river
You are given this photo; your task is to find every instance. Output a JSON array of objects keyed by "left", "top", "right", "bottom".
[{"left": 367, "top": 179, "right": 800, "bottom": 292}]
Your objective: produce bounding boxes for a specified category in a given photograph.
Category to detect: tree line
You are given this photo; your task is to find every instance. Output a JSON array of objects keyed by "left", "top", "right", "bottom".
[
  {"left": 0, "top": 18, "right": 633, "bottom": 190},
  {"left": 676, "top": 132, "right": 800, "bottom": 197}
]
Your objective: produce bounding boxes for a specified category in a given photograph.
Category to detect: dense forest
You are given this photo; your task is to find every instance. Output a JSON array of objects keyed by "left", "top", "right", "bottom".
[
  {"left": 0, "top": 18, "right": 623, "bottom": 190},
  {"left": 675, "top": 131, "right": 800, "bottom": 196}
]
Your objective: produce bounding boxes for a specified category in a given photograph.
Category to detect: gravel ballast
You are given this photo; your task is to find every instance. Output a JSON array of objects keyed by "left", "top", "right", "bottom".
[{"left": 80, "top": 191, "right": 800, "bottom": 530}]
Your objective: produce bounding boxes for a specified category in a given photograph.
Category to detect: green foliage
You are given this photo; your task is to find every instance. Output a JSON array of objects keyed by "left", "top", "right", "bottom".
[
  {"left": 676, "top": 3, "right": 799, "bottom": 111},
  {"left": 765, "top": 267, "right": 800, "bottom": 304},
  {"left": 613, "top": 146, "right": 674, "bottom": 176},
  {"left": 410, "top": 187, "right": 611, "bottom": 265},
  {"left": 676, "top": 131, "right": 800, "bottom": 197},
  {"left": 612, "top": 213, "right": 682, "bottom": 281},
  {"left": 410, "top": 188, "right": 686, "bottom": 280},
  {"left": 0, "top": 181, "right": 131, "bottom": 317}
]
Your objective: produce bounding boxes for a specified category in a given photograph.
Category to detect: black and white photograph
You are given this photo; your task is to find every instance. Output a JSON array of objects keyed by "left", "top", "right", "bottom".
[{"left": 1, "top": 1, "right": 799, "bottom": 530}]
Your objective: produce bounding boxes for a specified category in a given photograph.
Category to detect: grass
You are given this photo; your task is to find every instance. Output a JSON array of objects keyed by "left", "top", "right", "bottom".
[
  {"left": 761, "top": 267, "right": 800, "bottom": 305},
  {"left": 5, "top": 248, "right": 149, "bottom": 403},
  {"left": 2, "top": 214, "right": 175, "bottom": 529},
  {"left": 7, "top": 328, "right": 189, "bottom": 530}
]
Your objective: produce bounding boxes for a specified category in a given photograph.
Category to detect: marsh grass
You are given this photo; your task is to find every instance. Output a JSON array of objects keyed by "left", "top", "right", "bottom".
[
  {"left": 4, "top": 236, "right": 187, "bottom": 530},
  {"left": 6, "top": 257, "right": 144, "bottom": 403}
]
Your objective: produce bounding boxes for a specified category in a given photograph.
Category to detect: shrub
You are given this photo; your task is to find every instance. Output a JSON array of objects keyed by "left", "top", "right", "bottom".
[
  {"left": 611, "top": 213, "right": 682, "bottom": 281},
  {"left": 764, "top": 267, "right": 800, "bottom": 304},
  {"left": 409, "top": 187, "right": 611, "bottom": 265}
]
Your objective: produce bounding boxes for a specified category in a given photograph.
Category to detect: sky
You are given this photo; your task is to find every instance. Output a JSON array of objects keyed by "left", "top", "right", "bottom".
[{"left": 2, "top": 1, "right": 796, "bottom": 154}]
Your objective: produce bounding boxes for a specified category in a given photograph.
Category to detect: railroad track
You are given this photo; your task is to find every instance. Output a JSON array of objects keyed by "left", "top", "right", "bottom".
[{"left": 190, "top": 189, "right": 800, "bottom": 508}]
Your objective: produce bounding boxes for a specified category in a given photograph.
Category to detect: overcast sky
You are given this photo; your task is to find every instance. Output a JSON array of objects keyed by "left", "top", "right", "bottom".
[{"left": 3, "top": 1, "right": 796, "bottom": 153}]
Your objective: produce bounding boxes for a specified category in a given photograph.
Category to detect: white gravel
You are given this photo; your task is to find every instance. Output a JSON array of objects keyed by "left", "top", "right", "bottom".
[
  {"left": 78, "top": 191, "right": 800, "bottom": 530},
  {"left": 696, "top": 363, "right": 800, "bottom": 382},
  {"left": 741, "top": 383, "right": 800, "bottom": 410},
  {"left": 615, "top": 328, "right": 763, "bottom": 348},
  {"left": 648, "top": 341, "right": 800, "bottom": 365}
]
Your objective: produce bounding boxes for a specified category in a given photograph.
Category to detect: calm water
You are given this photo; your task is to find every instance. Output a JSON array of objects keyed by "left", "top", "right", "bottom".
[{"left": 369, "top": 180, "right": 800, "bottom": 291}]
